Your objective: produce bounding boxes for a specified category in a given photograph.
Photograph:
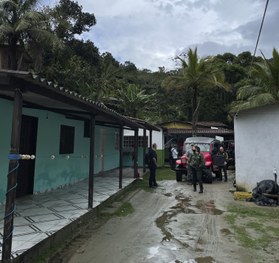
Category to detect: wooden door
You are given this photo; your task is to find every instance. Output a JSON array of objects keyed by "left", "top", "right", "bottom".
[{"left": 16, "top": 115, "right": 38, "bottom": 197}]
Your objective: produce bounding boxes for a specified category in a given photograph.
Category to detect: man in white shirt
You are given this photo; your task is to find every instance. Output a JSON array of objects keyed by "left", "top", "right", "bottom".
[{"left": 170, "top": 145, "right": 178, "bottom": 170}]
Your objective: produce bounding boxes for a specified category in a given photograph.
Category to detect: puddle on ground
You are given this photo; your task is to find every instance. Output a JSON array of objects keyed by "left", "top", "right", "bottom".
[
  {"left": 172, "top": 194, "right": 196, "bottom": 214},
  {"left": 147, "top": 246, "right": 160, "bottom": 259},
  {"left": 195, "top": 200, "right": 223, "bottom": 215},
  {"left": 165, "top": 193, "right": 173, "bottom": 197},
  {"left": 195, "top": 256, "right": 216, "bottom": 263},
  {"left": 172, "top": 258, "right": 215, "bottom": 263},
  {"left": 220, "top": 228, "right": 233, "bottom": 235},
  {"left": 155, "top": 211, "right": 175, "bottom": 242},
  {"left": 170, "top": 203, "right": 196, "bottom": 214},
  {"left": 174, "top": 260, "right": 197, "bottom": 263},
  {"left": 155, "top": 210, "right": 190, "bottom": 247},
  {"left": 155, "top": 193, "right": 223, "bottom": 256},
  {"left": 175, "top": 194, "right": 192, "bottom": 203},
  {"left": 155, "top": 193, "right": 196, "bottom": 246}
]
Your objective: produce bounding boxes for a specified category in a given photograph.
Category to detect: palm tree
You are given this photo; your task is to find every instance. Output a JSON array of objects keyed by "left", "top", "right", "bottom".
[
  {"left": 94, "top": 63, "right": 121, "bottom": 101},
  {"left": 110, "top": 84, "right": 154, "bottom": 118},
  {"left": 0, "top": 0, "right": 60, "bottom": 70},
  {"left": 162, "top": 48, "right": 229, "bottom": 135},
  {"left": 231, "top": 48, "right": 279, "bottom": 112}
]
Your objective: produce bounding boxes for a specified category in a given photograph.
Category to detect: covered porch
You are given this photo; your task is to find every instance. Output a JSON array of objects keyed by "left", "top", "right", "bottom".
[
  {"left": 0, "top": 69, "right": 157, "bottom": 261},
  {"left": 0, "top": 167, "right": 142, "bottom": 261}
]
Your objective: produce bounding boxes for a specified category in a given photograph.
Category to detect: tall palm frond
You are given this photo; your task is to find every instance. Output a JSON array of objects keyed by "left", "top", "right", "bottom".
[
  {"left": 0, "top": 0, "right": 61, "bottom": 70},
  {"left": 110, "top": 84, "right": 154, "bottom": 118},
  {"left": 231, "top": 48, "right": 279, "bottom": 112},
  {"left": 162, "top": 47, "right": 229, "bottom": 135}
]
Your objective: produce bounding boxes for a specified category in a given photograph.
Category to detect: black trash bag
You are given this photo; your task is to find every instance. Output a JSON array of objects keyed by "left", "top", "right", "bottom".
[
  {"left": 251, "top": 180, "right": 279, "bottom": 206},
  {"left": 254, "top": 195, "right": 278, "bottom": 206}
]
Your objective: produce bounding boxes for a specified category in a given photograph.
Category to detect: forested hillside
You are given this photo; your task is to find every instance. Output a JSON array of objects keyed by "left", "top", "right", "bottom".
[{"left": 0, "top": 0, "right": 265, "bottom": 126}]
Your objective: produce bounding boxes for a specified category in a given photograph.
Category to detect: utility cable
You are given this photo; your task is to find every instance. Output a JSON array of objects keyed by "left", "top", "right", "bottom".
[{"left": 252, "top": 0, "right": 270, "bottom": 62}]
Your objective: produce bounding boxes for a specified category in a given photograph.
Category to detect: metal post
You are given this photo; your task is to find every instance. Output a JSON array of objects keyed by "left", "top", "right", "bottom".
[
  {"left": 134, "top": 129, "right": 139, "bottom": 178},
  {"left": 149, "top": 130, "right": 153, "bottom": 148},
  {"left": 119, "top": 127, "right": 123, "bottom": 189},
  {"left": 2, "top": 88, "right": 22, "bottom": 261},
  {"left": 143, "top": 128, "right": 147, "bottom": 173},
  {"left": 88, "top": 115, "right": 95, "bottom": 209}
]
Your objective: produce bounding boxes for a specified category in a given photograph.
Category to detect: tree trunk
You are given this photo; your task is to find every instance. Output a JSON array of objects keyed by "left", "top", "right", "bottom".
[
  {"left": 8, "top": 39, "right": 18, "bottom": 70},
  {"left": 192, "top": 86, "right": 198, "bottom": 136}
]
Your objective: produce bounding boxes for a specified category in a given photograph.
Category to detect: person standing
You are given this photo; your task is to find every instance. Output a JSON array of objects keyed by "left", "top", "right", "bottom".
[
  {"left": 170, "top": 144, "right": 178, "bottom": 170},
  {"left": 187, "top": 144, "right": 195, "bottom": 158},
  {"left": 218, "top": 146, "right": 228, "bottom": 182},
  {"left": 186, "top": 144, "right": 195, "bottom": 182},
  {"left": 188, "top": 145, "right": 204, "bottom": 193},
  {"left": 148, "top": 143, "right": 158, "bottom": 188}
]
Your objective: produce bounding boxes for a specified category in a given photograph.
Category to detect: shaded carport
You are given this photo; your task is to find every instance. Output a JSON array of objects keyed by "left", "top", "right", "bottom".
[{"left": 0, "top": 69, "right": 143, "bottom": 261}]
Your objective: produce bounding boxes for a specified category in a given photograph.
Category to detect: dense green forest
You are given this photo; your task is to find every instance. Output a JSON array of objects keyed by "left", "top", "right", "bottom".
[{"left": 2, "top": 0, "right": 276, "bottom": 128}]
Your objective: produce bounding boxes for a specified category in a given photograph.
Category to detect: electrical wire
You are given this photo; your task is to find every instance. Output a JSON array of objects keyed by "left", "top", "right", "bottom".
[
  {"left": 252, "top": 0, "right": 270, "bottom": 61},
  {"left": 235, "top": 0, "right": 270, "bottom": 117}
]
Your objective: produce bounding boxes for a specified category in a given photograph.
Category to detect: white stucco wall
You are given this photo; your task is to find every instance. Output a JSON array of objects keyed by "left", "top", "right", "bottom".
[{"left": 234, "top": 104, "right": 279, "bottom": 192}]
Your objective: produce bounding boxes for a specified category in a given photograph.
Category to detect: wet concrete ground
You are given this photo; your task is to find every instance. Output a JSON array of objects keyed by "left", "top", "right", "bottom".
[{"left": 58, "top": 170, "right": 251, "bottom": 263}]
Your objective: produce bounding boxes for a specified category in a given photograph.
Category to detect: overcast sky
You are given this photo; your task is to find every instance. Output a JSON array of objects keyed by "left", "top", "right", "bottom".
[{"left": 45, "top": 0, "right": 279, "bottom": 71}]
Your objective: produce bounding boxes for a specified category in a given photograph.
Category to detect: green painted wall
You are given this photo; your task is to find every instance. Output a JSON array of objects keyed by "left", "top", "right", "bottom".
[
  {"left": 0, "top": 98, "right": 121, "bottom": 202},
  {"left": 123, "top": 147, "right": 144, "bottom": 167},
  {"left": 31, "top": 109, "right": 90, "bottom": 193},
  {"left": 1, "top": 96, "right": 164, "bottom": 203}
]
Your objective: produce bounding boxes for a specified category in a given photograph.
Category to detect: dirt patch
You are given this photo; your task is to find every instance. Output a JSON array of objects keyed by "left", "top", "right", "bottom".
[{"left": 48, "top": 171, "right": 279, "bottom": 263}]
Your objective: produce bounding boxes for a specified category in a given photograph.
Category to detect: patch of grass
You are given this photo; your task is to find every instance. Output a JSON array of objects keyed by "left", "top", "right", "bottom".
[
  {"left": 246, "top": 221, "right": 263, "bottom": 231},
  {"left": 228, "top": 204, "right": 279, "bottom": 218},
  {"left": 114, "top": 202, "right": 134, "bottom": 217},
  {"left": 266, "top": 226, "right": 279, "bottom": 236},
  {"left": 157, "top": 167, "right": 176, "bottom": 181},
  {"left": 224, "top": 214, "right": 237, "bottom": 225},
  {"left": 225, "top": 203, "right": 279, "bottom": 249},
  {"left": 128, "top": 176, "right": 152, "bottom": 192},
  {"left": 234, "top": 226, "right": 258, "bottom": 248},
  {"left": 131, "top": 167, "right": 175, "bottom": 192}
]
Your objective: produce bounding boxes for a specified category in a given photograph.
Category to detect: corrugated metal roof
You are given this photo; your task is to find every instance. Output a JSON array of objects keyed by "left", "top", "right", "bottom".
[
  {"left": 195, "top": 121, "right": 228, "bottom": 128},
  {"left": 0, "top": 70, "right": 143, "bottom": 129},
  {"left": 126, "top": 116, "right": 160, "bottom": 131},
  {"left": 158, "top": 120, "right": 228, "bottom": 128},
  {"left": 185, "top": 137, "right": 217, "bottom": 143},
  {"left": 166, "top": 128, "right": 234, "bottom": 135}
]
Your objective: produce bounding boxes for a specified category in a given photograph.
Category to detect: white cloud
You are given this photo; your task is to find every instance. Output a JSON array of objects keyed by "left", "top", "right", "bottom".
[{"left": 54, "top": 0, "right": 279, "bottom": 71}]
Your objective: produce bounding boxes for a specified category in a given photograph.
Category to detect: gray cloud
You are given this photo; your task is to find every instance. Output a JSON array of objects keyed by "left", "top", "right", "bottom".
[{"left": 77, "top": 0, "right": 278, "bottom": 71}]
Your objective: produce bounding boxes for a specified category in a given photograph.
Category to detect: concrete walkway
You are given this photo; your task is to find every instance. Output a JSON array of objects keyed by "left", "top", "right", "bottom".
[{"left": 0, "top": 167, "right": 143, "bottom": 260}]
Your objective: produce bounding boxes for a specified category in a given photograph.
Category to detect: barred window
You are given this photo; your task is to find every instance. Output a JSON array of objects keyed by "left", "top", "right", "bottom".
[{"left": 123, "top": 136, "right": 148, "bottom": 147}]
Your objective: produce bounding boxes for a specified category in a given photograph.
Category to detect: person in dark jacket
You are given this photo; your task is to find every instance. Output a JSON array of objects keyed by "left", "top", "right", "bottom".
[
  {"left": 148, "top": 143, "right": 158, "bottom": 188},
  {"left": 218, "top": 146, "right": 228, "bottom": 182},
  {"left": 188, "top": 145, "right": 204, "bottom": 193}
]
